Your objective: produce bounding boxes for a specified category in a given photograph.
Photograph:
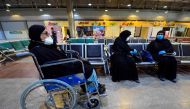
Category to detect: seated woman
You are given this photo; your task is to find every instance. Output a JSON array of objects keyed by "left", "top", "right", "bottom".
[
  {"left": 110, "top": 30, "right": 139, "bottom": 83},
  {"left": 28, "top": 25, "right": 106, "bottom": 94},
  {"left": 147, "top": 30, "right": 177, "bottom": 83}
]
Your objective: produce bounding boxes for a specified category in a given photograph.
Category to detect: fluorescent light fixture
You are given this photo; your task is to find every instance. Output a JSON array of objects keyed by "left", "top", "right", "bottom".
[
  {"left": 127, "top": 4, "right": 131, "bottom": 7},
  {"left": 41, "top": 14, "right": 50, "bottom": 17},
  {"left": 74, "top": 14, "right": 79, "bottom": 17},
  {"left": 88, "top": 3, "right": 92, "bottom": 6},
  {"left": 39, "top": 9, "right": 43, "bottom": 12},
  {"left": 6, "top": 4, "right": 11, "bottom": 7},
  {"left": 105, "top": 9, "right": 108, "bottom": 12},
  {"left": 136, "top": 10, "right": 139, "bottom": 13},
  {"left": 47, "top": 3, "right": 51, "bottom": 6},
  {"left": 6, "top": 9, "right": 10, "bottom": 12},
  {"left": 163, "top": 6, "right": 167, "bottom": 9}
]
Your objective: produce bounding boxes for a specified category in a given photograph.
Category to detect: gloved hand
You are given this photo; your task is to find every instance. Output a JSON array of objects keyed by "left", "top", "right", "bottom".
[
  {"left": 172, "top": 51, "right": 176, "bottom": 56},
  {"left": 130, "top": 49, "right": 137, "bottom": 55},
  {"left": 158, "top": 50, "right": 166, "bottom": 55}
]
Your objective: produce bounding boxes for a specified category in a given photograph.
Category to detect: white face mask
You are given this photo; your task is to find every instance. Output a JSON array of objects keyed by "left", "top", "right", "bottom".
[
  {"left": 126, "top": 37, "right": 130, "bottom": 41},
  {"left": 44, "top": 36, "right": 53, "bottom": 45}
]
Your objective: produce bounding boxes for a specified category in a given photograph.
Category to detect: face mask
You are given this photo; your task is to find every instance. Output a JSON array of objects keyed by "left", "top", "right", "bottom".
[
  {"left": 126, "top": 37, "right": 130, "bottom": 41},
  {"left": 156, "top": 35, "right": 164, "bottom": 40},
  {"left": 44, "top": 36, "right": 53, "bottom": 45}
]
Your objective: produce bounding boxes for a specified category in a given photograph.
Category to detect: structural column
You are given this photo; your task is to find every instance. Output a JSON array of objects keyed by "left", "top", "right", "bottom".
[{"left": 66, "top": 0, "right": 75, "bottom": 37}]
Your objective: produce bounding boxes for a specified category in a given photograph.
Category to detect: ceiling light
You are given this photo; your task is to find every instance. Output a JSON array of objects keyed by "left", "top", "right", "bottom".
[
  {"left": 39, "top": 9, "right": 43, "bottom": 12},
  {"left": 73, "top": 9, "right": 76, "bottom": 12},
  {"left": 105, "top": 9, "right": 108, "bottom": 12},
  {"left": 6, "top": 4, "right": 11, "bottom": 7},
  {"left": 41, "top": 14, "right": 50, "bottom": 17},
  {"left": 47, "top": 3, "right": 51, "bottom": 6},
  {"left": 6, "top": 9, "right": 10, "bottom": 12},
  {"left": 74, "top": 14, "right": 79, "bottom": 17},
  {"left": 163, "top": 6, "right": 167, "bottom": 9},
  {"left": 165, "top": 10, "right": 168, "bottom": 14},
  {"left": 88, "top": 3, "right": 92, "bottom": 6},
  {"left": 136, "top": 10, "right": 139, "bottom": 13},
  {"left": 127, "top": 4, "right": 131, "bottom": 7}
]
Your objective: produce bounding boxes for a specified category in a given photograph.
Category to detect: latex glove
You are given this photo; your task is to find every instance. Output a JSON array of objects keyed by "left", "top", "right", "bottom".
[
  {"left": 173, "top": 51, "right": 176, "bottom": 56},
  {"left": 158, "top": 50, "right": 166, "bottom": 55},
  {"left": 130, "top": 49, "right": 137, "bottom": 55}
]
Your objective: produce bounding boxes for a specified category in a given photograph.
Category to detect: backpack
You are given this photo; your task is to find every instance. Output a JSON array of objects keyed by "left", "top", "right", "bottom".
[{"left": 140, "top": 50, "right": 155, "bottom": 62}]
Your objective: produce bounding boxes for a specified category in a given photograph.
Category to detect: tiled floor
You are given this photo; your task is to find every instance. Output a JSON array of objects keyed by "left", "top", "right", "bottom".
[{"left": 1, "top": 57, "right": 190, "bottom": 109}]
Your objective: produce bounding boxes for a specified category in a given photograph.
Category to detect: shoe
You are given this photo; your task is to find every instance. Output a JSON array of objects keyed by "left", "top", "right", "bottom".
[
  {"left": 170, "top": 79, "right": 177, "bottom": 83},
  {"left": 98, "top": 83, "right": 106, "bottom": 95},
  {"left": 159, "top": 77, "right": 165, "bottom": 81},
  {"left": 134, "top": 80, "right": 140, "bottom": 83}
]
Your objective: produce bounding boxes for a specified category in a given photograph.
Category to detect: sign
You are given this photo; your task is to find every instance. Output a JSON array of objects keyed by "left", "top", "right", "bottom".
[{"left": 9, "top": 31, "right": 22, "bottom": 34}]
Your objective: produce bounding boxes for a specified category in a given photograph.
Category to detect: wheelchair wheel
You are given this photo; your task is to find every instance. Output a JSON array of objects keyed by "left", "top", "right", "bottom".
[
  {"left": 20, "top": 79, "right": 76, "bottom": 109},
  {"left": 87, "top": 97, "right": 99, "bottom": 108}
]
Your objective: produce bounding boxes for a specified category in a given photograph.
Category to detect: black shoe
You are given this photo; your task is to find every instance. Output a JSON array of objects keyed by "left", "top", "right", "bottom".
[
  {"left": 159, "top": 77, "right": 165, "bottom": 81},
  {"left": 98, "top": 83, "right": 106, "bottom": 95},
  {"left": 134, "top": 80, "right": 140, "bottom": 83},
  {"left": 170, "top": 79, "right": 177, "bottom": 83}
]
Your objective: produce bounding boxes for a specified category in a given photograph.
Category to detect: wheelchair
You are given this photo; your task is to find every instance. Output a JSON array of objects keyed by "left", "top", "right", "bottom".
[{"left": 18, "top": 51, "right": 101, "bottom": 109}]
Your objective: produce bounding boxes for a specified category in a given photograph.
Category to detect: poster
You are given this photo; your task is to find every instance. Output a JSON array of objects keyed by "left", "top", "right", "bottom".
[{"left": 93, "top": 26, "right": 105, "bottom": 39}]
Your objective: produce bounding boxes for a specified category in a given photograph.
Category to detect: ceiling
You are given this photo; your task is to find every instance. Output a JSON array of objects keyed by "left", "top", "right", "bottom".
[{"left": 0, "top": 0, "right": 190, "bottom": 11}]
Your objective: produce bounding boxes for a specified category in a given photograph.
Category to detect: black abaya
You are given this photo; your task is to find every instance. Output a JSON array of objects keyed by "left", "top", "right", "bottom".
[
  {"left": 110, "top": 37, "right": 139, "bottom": 82},
  {"left": 147, "top": 39, "right": 177, "bottom": 80}
]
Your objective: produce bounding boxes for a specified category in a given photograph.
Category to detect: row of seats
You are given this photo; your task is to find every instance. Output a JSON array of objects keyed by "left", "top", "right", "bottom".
[
  {"left": 0, "top": 40, "right": 30, "bottom": 62},
  {"left": 108, "top": 43, "right": 190, "bottom": 65},
  {"left": 0, "top": 40, "right": 30, "bottom": 52},
  {"left": 59, "top": 43, "right": 109, "bottom": 74}
]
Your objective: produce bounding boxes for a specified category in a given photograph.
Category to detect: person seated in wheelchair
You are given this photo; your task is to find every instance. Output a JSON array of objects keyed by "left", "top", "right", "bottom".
[
  {"left": 147, "top": 30, "right": 177, "bottom": 83},
  {"left": 28, "top": 25, "right": 106, "bottom": 94}
]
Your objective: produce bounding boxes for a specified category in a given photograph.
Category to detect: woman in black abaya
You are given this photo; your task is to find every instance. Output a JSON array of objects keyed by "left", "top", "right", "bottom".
[
  {"left": 110, "top": 30, "right": 139, "bottom": 83},
  {"left": 147, "top": 30, "right": 177, "bottom": 83}
]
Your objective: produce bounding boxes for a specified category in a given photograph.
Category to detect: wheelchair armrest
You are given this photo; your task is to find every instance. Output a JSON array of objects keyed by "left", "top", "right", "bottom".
[
  {"left": 40, "top": 58, "right": 84, "bottom": 69},
  {"left": 65, "top": 50, "right": 80, "bottom": 58}
]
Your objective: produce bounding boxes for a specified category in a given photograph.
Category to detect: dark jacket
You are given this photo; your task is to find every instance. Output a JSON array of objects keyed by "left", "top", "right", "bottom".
[{"left": 147, "top": 39, "right": 174, "bottom": 61}]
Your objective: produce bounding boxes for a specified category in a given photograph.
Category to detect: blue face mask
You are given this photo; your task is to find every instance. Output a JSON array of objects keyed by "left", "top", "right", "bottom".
[{"left": 156, "top": 35, "right": 164, "bottom": 40}]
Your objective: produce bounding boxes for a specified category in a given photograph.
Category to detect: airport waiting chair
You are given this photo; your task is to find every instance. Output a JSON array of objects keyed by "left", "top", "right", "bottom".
[
  {"left": 128, "top": 43, "right": 144, "bottom": 52},
  {"left": 106, "top": 39, "right": 114, "bottom": 45},
  {"left": 20, "top": 40, "right": 30, "bottom": 48},
  {"left": 98, "top": 39, "right": 105, "bottom": 44},
  {"left": 179, "top": 43, "right": 190, "bottom": 64},
  {"left": 85, "top": 43, "right": 108, "bottom": 74},
  {"left": 172, "top": 43, "right": 181, "bottom": 57},
  {"left": 10, "top": 40, "right": 26, "bottom": 51},
  {"left": 69, "top": 38, "right": 85, "bottom": 43},
  {"left": 0, "top": 41, "right": 15, "bottom": 61},
  {"left": 85, "top": 38, "right": 94, "bottom": 43},
  {"left": 68, "top": 43, "right": 85, "bottom": 58},
  {"left": 139, "top": 39, "right": 147, "bottom": 43},
  {"left": 129, "top": 39, "right": 139, "bottom": 43}
]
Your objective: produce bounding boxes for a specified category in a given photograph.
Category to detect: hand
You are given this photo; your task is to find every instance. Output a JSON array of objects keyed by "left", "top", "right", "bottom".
[
  {"left": 130, "top": 49, "right": 137, "bottom": 55},
  {"left": 158, "top": 50, "right": 166, "bottom": 55},
  {"left": 173, "top": 51, "right": 176, "bottom": 56}
]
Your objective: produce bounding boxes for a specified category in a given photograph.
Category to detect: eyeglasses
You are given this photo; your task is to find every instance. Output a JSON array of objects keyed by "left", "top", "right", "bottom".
[{"left": 41, "top": 31, "right": 49, "bottom": 35}]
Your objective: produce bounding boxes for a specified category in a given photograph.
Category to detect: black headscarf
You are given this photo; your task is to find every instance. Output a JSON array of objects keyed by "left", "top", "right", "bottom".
[
  {"left": 28, "top": 25, "right": 45, "bottom": 50},
  {"left": 119, "top": 30, "right": 131, "bottom": 41}
]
